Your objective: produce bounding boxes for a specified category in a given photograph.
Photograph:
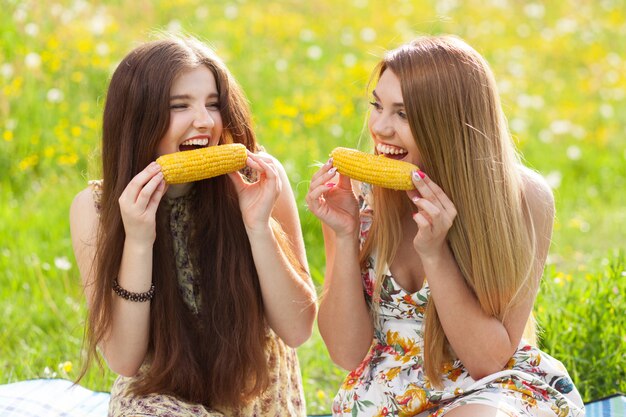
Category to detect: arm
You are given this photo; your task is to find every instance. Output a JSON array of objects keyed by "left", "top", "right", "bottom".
[
  {"left": 228, "top": 152, "right": 316, "bottom": 347},
  {"left": 409, "top": 168, "right": 554, "bottom": 380},
  {"left": 70, "top": 163, "right": 167, "bottom": 376},
  {"left": 306, "top": 162, "right": 373, "bottom": 370}
]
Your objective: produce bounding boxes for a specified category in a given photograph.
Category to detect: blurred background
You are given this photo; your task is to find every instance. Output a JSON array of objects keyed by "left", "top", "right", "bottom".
[{"left": 1, "top": 0, "right": 624, "bottom": 412}]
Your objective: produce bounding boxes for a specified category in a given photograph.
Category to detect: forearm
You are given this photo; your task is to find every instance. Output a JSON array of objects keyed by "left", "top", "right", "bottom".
[
  {"left": 246, "top": 225, "right": 317, "bottom": 348},
  {"left": 101, "top": 240, "right": 152, "bottom": 376},
  {"left": 318, "top": 230, "right": 373, "bottom": 370},
  {"left": 424, "top": 246, "right": 516, "bottom": 379}
]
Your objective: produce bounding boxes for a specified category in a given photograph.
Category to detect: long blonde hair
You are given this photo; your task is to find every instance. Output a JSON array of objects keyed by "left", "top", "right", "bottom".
[{"left": 359, "top": 36, "right": 536, "bottom": 387}]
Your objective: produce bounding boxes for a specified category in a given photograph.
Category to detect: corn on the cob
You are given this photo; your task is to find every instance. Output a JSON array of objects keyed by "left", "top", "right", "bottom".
[
  {"left": 156, "top": 143, "right": 247, "bottom": 184},
  {"left": 330, "top": 147, "right": 419, "bottom": 190}
]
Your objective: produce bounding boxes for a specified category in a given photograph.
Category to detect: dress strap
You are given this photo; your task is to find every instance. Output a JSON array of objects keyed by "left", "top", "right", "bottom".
[
  {"left": 356, "top": 181, "right": 374, "bottom": 250},
  {"left": 88, "top": 179, "right": 103, "bottom": 214}
]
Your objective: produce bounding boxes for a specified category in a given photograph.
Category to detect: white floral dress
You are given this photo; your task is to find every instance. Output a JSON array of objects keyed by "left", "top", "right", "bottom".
[{"left": 332, "top": 184, "right": 585, "bottom": 417}]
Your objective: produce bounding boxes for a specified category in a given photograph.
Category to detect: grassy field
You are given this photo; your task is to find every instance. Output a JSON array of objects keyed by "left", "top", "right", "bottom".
[{"left": 1, "top": 0, "right": 625, "bottom": 413}]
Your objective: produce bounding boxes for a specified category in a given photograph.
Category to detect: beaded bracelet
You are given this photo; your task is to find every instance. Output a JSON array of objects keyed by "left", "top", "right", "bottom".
[{"left": 112, "top": 280, "right": 155, "bottom": 302}]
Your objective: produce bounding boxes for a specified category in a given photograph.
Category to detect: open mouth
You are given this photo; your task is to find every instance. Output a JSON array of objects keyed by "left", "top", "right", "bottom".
[
  {"left": 179, "top": 138, "right": 209, "bottom": 152},
  {"left": 376, "top": 143, "right": 408, "bottom": 160}
]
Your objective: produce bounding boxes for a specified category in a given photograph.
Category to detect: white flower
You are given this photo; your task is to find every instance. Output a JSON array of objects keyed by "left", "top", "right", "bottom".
[
  {"left": 196, "top": 6, "right": 209, "bottom": 19},
  {"left": 166, "top": 20, "right": 182, "bottom": 33},
  {"left": 13, "top": 8, "right": 27, "bottom": 22},
  {"left": 47, "top": 88, "right": 64, "bottom": 103},
  {"left": 307, "top": 45, "right": 323, "bottom": 60},
  {"left": 275, "top": 59, "right": 288, "bottom": 72},
  {"left": 360, "top": 27, "right": 376, "bottom": 43},
  {"left": 1, "top": 64, "right": 13, "bottom": 78},
  {"left": 299, "top": 29, "right": 315, "bottom": 42},
  {"left": 566, "top": 145, "right": 582, "bottom": 160},
  {"left": 330, "top": 124, "right": 343, "bottom": 138},
  {"left": 550, "top": 120, "right": 572, "bottom": 135},
  {"left": 96, "top": 42, "right": 109, "bottom": 56},
  {"left": 25, "top": 52, "right": 41, "bottom": 69},
  {"left": 509, "top": 118, "right": 527, "bottom": 132},
  {"left": 25, "top": 23, "right": 39, "bottom": 36},
  {"left": 600, "top": 103, "right": 614, "bottom": 118},
  {"left": 524, "top": 3, "right": 545, "bottom": 19},
  {"left": 224, "top": 4, "right": 238, "bottom": 19},
  {"left": 340, "top": 31, "right": 354, "bottom": 46},
  {"left": 343, "top": 53, "right": 357, "bottom": 68},
  {"left": 90, "top": 12, "right": 108, "bottom": 35},
  {"left": 54, "top": 256, "right": 72, "bottom": 271}
]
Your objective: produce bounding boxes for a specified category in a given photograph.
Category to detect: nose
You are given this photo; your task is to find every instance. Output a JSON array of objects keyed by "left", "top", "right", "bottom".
[
  {"left": 370, "top": 112, "right": 394, "bottom": 138},
  {"left": 193, "top": 107, "right": 215, "bottom": 130}
]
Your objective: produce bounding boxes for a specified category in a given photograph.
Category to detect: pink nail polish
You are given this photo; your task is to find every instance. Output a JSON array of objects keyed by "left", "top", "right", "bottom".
[{"left": 418, "top": 170, "right": 426, "bottom": 179}]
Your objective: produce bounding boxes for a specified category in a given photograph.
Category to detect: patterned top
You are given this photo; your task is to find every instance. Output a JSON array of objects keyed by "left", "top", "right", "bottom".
[
  {"left": 89, "top": 180, "right": 306, "bottom": 417},
  {"left": 332, "top": 183, "right": 585, "bottom": 417}
]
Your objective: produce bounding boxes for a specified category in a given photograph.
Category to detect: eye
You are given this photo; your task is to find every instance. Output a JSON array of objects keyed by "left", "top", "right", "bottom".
[
  {"left": 398, "top": 110, "right": 407, "bottom": 120},
  {"left": 206, "top": 102, "right": 220, "bottom": 109},
  {"left": 369, "top": 101, "right": 382, "bottom": 111},
  {"left": 170, "top": 103, "right": 187, "bottom": 110}
]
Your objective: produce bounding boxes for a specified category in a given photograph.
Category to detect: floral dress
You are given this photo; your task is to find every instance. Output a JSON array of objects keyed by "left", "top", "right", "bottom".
[
  {"left": 332, "top": 184, "right": 585, "bottom": 417},
  {"left": 90, "top": 180, "right": 306, "bottom": 417}
]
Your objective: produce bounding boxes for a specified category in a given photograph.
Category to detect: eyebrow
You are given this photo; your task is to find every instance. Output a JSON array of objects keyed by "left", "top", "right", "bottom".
[
  {"left": 372, "top": 90, "right": 404, "bottom": 107},
  {"left": 170, "top": 93, "right": 219, "bottom": 100}
]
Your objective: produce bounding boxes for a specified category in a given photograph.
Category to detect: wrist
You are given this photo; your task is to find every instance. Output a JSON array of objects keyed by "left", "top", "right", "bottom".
[
  {"left": 420, "top": 243, "right": 453, "bottom": 267},
  {"left": 244, "top": 221, "right": 273, "bottom": 237},
  {"left": 123, "top": 238, "right": 154, "bottom": 256}
]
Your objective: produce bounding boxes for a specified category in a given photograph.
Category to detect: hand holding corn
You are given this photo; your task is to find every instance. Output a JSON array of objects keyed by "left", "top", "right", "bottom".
[
  {"left": 156, "top": 143, "right": 248, "bottom": 184},
  {"left": 330, "top": 147, "right": 419, "bottom": 190}
]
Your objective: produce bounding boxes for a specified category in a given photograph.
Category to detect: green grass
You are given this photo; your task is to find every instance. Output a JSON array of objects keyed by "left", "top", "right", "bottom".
[{"left": 1, "top": 0, "right": 625, "bottom": 413}]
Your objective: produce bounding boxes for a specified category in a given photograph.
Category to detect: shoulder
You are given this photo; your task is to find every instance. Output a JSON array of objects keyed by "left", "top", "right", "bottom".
[
  {"left": 518, "top": 166, "right": 555, "bottom": 249},
  {"left": 70, "top": 185, "right": 100, "bottom": 239},
  {"left": 519, "top": 165, "right": 555, "bottom": 220}
]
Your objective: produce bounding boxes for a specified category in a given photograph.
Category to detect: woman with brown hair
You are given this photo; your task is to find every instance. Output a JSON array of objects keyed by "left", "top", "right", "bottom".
[
  {"left": 307, "top": 35, "right": 584, "bottom": 416},
  {"left": 70, "top": 35, "right": 316, "bottom": 416}
]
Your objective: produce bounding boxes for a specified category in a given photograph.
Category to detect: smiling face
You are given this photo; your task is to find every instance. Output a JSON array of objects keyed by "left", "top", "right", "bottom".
[
  {"left": 156, "top": 65, "right": 223, "bottom": 158},
  {"left": 368, "top": 69, "right": 421, "bottom": 167}
]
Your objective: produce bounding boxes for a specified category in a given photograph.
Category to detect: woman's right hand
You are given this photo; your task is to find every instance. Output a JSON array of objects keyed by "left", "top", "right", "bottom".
[
  {"left": 118, "top": 161, "right": 167, "bottom": 245},
  {"left": 306, "top": 159, "right": 359, "bottom": 238}
]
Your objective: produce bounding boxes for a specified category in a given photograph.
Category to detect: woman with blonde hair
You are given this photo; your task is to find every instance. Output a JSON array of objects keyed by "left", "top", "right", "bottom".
[
  {"left": 70, "top": 36, "right": 316, "bottom": 416},
  {"left": 307, "top": 35, "right": 584, "bottom": 416}
]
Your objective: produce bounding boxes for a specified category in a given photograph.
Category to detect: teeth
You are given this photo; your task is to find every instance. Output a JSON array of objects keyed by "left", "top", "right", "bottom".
[
  {"left": 181, "top": 138, "right": 209, "bottom": 146},
  {"left": 376, "top": 143, "right": 407, "bottom": 155}
]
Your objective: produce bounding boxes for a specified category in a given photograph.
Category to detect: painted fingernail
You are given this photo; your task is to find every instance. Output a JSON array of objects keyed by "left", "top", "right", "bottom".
[
  {"left": 418, "top": 170, "right": 426, "bottom": 179},
  {"left": 327, "top": 157, "right": 333, "bottom": 166},
  {"left": 326, "top": 182, "right": 335, "bottom": 188},
  {"left": 150, "top": 162, "right": 160, "bottom": 172},
  {"left": 411, "top": 196, "right": 419, "bottom": 204},
  {"left": 412, "top": 170, "right": 422, "bottom": 181},
  {"left": 328, "top": 167, "right": 337, "bottom": 175}
]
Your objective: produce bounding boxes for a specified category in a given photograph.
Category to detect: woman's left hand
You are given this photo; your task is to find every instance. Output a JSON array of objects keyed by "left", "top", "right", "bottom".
[
  {"left": 228, "top": 151, "right": 281, "bottom": 231},
  {"left": 407, "top": 171, "right": 457, "bottom": 259}
]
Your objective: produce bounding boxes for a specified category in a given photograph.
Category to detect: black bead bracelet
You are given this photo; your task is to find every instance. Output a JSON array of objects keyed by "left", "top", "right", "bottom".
[{"left": 112, "top": 280, "right": 155, "bottom": 302}]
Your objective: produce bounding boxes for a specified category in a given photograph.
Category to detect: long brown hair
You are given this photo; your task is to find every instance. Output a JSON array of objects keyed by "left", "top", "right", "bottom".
[
  {"left": 360, "top": 36, "right": 536, "bottom": 387},
  {"left": 82, "top": 36, "right": 289, "bottom": 407}
]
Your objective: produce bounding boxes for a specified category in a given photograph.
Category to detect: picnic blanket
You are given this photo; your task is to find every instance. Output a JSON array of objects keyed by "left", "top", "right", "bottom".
[
  {"left": 1, "top": 378, "right": 622, "bottom": 417},
  {"left": 0, "top": 378, "right": 332, "bottom": 417}
]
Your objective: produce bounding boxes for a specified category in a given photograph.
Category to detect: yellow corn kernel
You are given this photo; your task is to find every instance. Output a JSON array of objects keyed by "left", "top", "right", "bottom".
[
  {"left": 330, "top": 147, "right": 419, "bottom": 190},
  {"left": 156, "top": 143, "right": 247, "bottom": 184}
]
